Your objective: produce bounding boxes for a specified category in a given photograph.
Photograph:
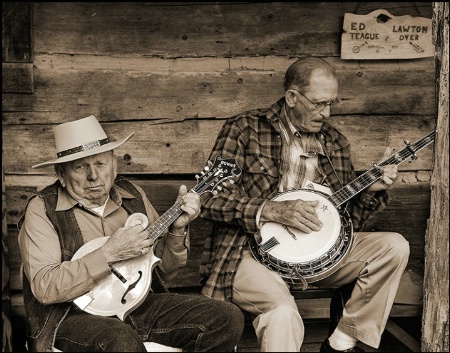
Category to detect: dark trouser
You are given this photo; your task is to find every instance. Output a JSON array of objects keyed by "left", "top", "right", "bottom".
[{"left": 55, "top": 293, "right": 244, "bottom": 352}]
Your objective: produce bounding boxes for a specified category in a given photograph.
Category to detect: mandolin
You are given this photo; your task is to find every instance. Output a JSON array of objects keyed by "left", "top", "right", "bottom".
[{"left": 71, "top": 156, "right": 241, "bottom": 320}]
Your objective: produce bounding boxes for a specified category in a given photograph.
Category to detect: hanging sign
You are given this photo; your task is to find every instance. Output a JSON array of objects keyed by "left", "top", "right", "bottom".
[{"left": 341, "top": 9, "right": 434, "bottom": 59}]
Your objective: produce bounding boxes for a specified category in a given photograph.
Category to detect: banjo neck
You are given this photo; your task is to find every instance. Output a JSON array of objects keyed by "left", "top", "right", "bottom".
[{"left": 329, "top": 131, "right": 435, "bottom": 208}]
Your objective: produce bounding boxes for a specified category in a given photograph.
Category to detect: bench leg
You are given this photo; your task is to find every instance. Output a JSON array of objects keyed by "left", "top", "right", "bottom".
[
  {"left": 329, "top": 281, "right": 356, "bottom": 335},
  {"left": 385, "top": 319, "right": 421, "bottom": 352}
]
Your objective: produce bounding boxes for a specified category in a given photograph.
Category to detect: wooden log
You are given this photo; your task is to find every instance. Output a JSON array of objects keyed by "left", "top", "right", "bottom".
[
  {"left": 2, "top": 116, "right": 435, "bottom": 175},
  {"left": 1, "top": 55, "right": 435, "bottom": 124},
  {"left": 31, "top": 2, "right": 432, "bottom": 58}
]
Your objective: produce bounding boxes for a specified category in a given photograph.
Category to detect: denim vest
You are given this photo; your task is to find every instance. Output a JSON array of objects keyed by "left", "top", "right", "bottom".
[{"left": 19, "top": 176, "right": 168, "bottom": 352}]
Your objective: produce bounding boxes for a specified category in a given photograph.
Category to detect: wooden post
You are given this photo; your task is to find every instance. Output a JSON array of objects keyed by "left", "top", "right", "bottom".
[
  {"left": 2, "top": 157, "right": 13, "bottom": 352},
  {"left": 422, "top": 2, "right": 449, "bottom": 352},
  {"left": 2, "top": 3, "right": 33, "bottom": 351}
]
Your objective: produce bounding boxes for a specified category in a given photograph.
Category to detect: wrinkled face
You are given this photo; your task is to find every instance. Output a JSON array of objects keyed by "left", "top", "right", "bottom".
[
  {"left": 57, "top": 151, "right": 117, "bottom": 208},
  {"left": 285, "top": 70, "right": 339, "bottom": 133}
]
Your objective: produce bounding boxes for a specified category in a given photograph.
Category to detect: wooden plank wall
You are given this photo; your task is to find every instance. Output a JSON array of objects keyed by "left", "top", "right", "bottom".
[{"left": 3, "top": 2, "right": 435, "bottom": 293}]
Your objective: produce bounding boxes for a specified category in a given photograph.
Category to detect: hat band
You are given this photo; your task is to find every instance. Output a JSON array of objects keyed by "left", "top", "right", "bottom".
[{"left": 57, "top": 138, "right": 111, "bottom": 158}]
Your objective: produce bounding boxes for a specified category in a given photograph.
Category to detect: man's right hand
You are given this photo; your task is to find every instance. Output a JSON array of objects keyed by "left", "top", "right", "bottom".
[
  {"left": 260, "top": 199, "right": 323, "bottom": 233},
  {"left": 101, "top": 224, "right": 154, "bottom": 263}
]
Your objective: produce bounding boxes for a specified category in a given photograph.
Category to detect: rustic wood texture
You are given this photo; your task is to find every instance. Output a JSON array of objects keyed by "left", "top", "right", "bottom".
[
  {"left": 1, "top": 2, "right": 33, "bottom": 63},
  {"left": 2, "top": 154, "right": 13, "bottom": 353},
  {"left": 1, "top": 56, "right": 435, "bottom": 124},
  {"left": 422, "top": 3, "right": 449, "bottom": 352},
  {"left": 1, "top": 2, "right": 435, "bottom": 125},
  {"left": 2, "top": 116, "right": 435, "bottom": 175},
  {"left": 30, "top": 2, "right": 432, "bottom": 58},
  {"left": 1, "top": 63, "right": 34, "bottom": 93}
]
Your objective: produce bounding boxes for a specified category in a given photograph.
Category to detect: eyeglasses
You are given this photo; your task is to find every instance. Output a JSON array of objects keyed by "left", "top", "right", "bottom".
[{"left": 290, "top": 88, "right": 339, "bottom": 110}]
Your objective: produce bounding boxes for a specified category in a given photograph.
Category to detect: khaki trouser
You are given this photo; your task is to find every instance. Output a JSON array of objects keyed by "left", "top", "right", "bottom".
[{"left": 232, "top": 232, "right": 409, "bottom": 352}]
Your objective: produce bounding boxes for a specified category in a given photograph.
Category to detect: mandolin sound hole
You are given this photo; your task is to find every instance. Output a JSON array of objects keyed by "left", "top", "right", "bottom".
[{"left": 121, "top": 270, "right": 143, "bottom": 304}]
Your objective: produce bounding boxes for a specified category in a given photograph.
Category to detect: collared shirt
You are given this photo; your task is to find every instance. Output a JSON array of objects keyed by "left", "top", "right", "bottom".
[
  {"left": 278, "top": 107, "right": 325, "bottom": 191},
  {"left": 19, "top": 182, "right": 189, "bottom": 305},
  {"left": 199, "top": 97, "right": 389, "bottom": 301}
]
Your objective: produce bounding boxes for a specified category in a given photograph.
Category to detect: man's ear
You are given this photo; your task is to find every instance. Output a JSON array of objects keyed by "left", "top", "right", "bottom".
[
  {"left": 54, "top": 164, "right": 65, "bottom": 187},
  {"left": 112, "top": 154, "right": 118, "bottom": 179},
  {"left": 285, "top": 89, "right": 297, "bottom": 108}
]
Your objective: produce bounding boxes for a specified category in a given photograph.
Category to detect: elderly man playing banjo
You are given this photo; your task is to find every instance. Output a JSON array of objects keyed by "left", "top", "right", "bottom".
[
  {"left": 18, "top": 115, "right": 244, "bottom": 352},
  {"left": 199, "top": 56, "right": 410, "bottom": 352}
]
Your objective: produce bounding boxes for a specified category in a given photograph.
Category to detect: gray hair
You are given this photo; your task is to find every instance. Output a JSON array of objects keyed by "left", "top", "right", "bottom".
[{"left": 283, "top": 57, "right": 336, "bottom": 92}]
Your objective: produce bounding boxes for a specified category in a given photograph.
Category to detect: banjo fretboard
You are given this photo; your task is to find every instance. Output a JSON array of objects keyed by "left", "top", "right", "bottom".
[{"left": 329, "top": 131, "right": 435, "bottom": 207}]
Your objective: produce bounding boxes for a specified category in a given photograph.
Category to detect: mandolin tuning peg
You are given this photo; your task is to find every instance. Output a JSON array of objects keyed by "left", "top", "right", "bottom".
[
  {"left": 212, "top": 190, "right": 218, "bottom": 196},
  {"left": 404, "top": 139, "right": 411, "bottom": 146},
  {"left": 228, "top": 179, "right": 234, "bottom": 184},
  {"left": 204, "top": 166, "right": 210, "bottom": 172},
  {"left": 216, "top": 186, "right": 223, "bottom": 191},
  {"left": 195, "top": 174, "right": 200, "bottom": 179}
]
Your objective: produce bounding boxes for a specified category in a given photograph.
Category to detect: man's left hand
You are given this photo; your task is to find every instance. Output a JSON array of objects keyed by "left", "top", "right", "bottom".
[
  {"left": 367, "top": 147, "right": 398, "bottom": 193},
  {"left": 170, "top": 185, "right": 201, "bottom": 234}
]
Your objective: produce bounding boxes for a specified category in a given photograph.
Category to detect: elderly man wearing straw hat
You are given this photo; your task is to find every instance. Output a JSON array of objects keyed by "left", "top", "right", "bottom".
[{"left": 18, "top": 115, "right": 244, "bottom": 352}]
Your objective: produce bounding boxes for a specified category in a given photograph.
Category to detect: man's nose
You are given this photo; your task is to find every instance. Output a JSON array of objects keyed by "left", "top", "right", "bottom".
[
  {"left": 87, "top": 166, "right": 98, "bottom": 180},
  {"left": 321, "top": 105, "right": 331, "bottom": 118}
]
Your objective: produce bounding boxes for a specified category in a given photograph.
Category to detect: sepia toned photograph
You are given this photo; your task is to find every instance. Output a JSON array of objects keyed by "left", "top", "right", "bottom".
[{"left": 2, "top": 2, "right": 448, "bottom": 352}]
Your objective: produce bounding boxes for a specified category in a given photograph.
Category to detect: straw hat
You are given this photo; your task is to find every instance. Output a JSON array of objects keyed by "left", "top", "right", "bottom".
[{"left": 32, "top": 115, "right": 134, "bottom": 168}]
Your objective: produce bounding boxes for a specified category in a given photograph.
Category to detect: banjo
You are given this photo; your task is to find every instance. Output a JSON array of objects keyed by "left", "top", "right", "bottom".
[
  {"left": 250, "top": 131, "right": 435, "bottom": 289},
  {"left": 71, "top": 156, "right": 241, "bottom": 320}
]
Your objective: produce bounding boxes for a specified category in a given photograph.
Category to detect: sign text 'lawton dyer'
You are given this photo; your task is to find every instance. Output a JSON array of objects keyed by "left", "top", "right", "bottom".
[{"left": 341, "top": 9, "right": 434, "bottom": 60}]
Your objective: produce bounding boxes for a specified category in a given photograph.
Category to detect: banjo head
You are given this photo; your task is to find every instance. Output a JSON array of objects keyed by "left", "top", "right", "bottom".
[{"left": 259, "top": 189, "right": 342, "bottom": 263}]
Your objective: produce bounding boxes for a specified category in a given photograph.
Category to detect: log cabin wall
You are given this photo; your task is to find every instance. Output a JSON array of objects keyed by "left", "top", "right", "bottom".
[{"left": 3, "top": 2, "right": 435, "bottom": 294}]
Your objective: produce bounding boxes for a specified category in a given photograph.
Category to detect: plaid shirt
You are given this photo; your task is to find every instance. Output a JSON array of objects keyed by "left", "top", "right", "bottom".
[
  {"left": 278, "top": 108, "right": 325, "bottom": 191},
  {"left": 199, "top": 97, "right": 389, "bottom": 301}
]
